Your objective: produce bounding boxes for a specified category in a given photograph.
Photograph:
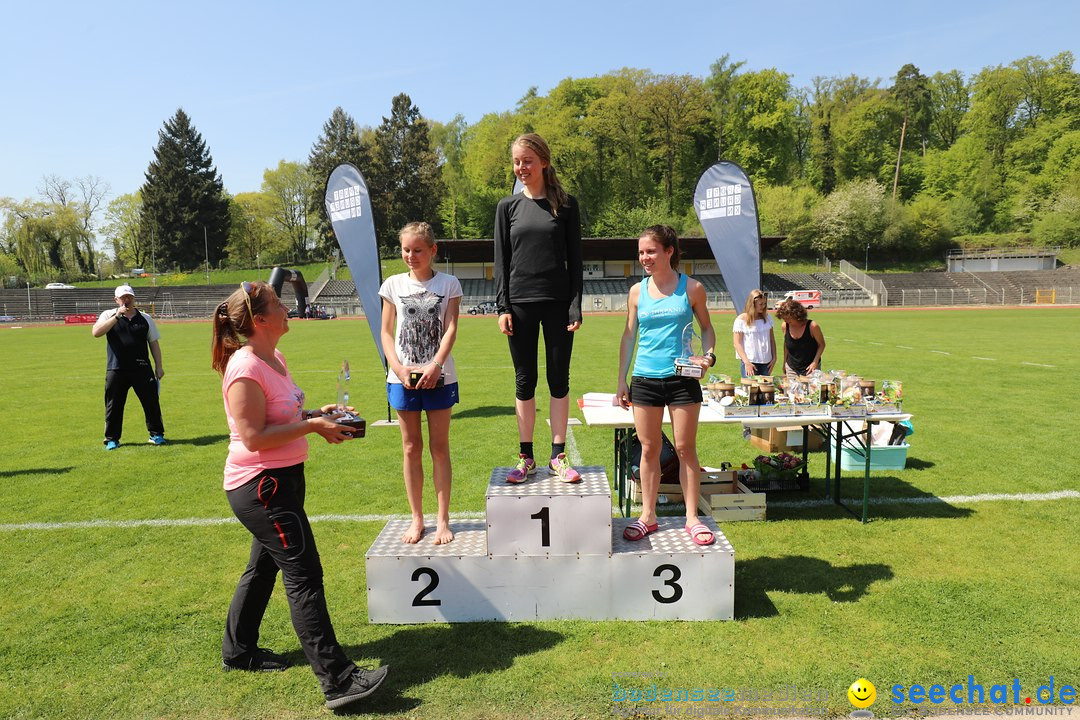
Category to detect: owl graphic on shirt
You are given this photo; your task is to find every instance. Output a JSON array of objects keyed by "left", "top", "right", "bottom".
[{"left": 398, "top": 291, "right": 444, "bottom": 364}]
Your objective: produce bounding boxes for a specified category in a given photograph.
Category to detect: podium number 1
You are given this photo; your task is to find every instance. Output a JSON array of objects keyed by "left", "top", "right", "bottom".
[{"left": 530, "top": 507, "right": 550, "bottom": 547}]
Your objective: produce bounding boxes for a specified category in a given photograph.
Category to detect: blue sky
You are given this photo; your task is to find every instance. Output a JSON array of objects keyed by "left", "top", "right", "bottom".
[{"left": 1, "top": 0, "right": 1076, "bottom": 206}]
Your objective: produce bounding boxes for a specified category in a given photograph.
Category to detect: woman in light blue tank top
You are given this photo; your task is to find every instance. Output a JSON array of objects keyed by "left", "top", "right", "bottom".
[{"left": 616, "top": 226, "right": 718, "bottom": 546}]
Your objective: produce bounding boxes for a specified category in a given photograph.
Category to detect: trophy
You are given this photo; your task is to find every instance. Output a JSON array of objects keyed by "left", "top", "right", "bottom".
[
  {"left": 674, "top": 323, "right": 705, "bottom": 379},
  {"left": 333, "top": 360, "right": 366, "bottom": 438}
]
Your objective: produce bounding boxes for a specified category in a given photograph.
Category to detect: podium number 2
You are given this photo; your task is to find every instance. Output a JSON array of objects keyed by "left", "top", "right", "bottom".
[
  {"left": 530, "top": 507, "right": 550, "bottom": 547},
  {"left": 652, "top": 563, "right": 683, "bottom": 604},
  {"left": 411, "top": 567, "right": 441, "bottom": 606}
]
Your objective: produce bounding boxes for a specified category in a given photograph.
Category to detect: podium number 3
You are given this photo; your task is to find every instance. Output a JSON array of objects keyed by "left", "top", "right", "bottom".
[
  {"left": 411, "top": 567, "right": 441, "bottom": 606},
  {"left": 652, "top": 564, "right": 683, "bottom": 604},
  {"left": 530, "top": 507, "right": 550, "bottom": 547}
]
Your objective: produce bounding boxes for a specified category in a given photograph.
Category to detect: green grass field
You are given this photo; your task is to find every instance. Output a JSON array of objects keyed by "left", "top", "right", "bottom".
[{"left": 2, "top": 308, "right": 1078, "bottom": 719}]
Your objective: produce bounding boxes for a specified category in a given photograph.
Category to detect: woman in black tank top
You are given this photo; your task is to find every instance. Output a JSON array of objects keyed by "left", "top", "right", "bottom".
[{"left": 776, "top": 298, "right": 826, "bottom": 376}]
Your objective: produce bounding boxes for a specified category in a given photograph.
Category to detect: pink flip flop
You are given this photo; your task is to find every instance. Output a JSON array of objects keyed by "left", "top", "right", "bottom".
[
  {"left": 622, "top": 519, "right": 659, "bottom": 541},
  {"left": 685, "top": 523, "right": 715, "bottom": 546}
]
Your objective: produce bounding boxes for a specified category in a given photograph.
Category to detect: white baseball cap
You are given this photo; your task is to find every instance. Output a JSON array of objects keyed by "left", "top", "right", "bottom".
[{"left": 114, "top": 284, "right": 136, "bottom": 299}]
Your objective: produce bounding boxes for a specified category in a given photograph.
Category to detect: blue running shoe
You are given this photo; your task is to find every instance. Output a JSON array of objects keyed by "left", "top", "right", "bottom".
[
  {"left": 149, "top": 434, "right": 166, "bottom": 445},
  {"left": 104, "top": 440, "right": 119, "bottom": 450}
]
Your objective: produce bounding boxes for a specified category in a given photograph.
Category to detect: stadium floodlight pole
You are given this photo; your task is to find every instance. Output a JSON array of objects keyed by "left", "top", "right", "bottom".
[
  {"left": 865, "top": 244, "right": 869, "bottom": 273},
  {"left": 204, "top": 226, "right": 210, "bottom": 286},
  {"left": 151, "top": 226, "right": 156, "bottom": 286}
]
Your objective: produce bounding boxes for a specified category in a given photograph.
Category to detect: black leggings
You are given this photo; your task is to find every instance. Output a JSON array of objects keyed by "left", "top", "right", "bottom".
[
  {"left": 224, "top": 464, "right": 355, "bottom": 693},
  {"left": 507, "top": 301, "right": 574, "bottom": 401}
]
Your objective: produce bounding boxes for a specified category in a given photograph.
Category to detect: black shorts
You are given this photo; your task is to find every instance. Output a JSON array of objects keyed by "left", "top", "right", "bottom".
[{"left": 630, "top": 375, "right": 703, "bottom": 407}]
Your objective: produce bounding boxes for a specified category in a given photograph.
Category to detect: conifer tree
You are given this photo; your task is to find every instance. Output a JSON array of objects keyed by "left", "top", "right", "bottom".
[
  {"left": 368, "top": 93, "right": 444, "bottom": 249},
  {"left": 141, "top": 109, "right": 230, "bottom": 271},
  {"left": 307, "top": 107, "right": 370, "bottom": 251}
]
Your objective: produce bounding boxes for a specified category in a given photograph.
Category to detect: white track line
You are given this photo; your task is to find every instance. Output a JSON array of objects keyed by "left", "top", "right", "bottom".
[
  {"left": 1021, "top": 362, "right": 1055, "bottom": 368},
  {"left": 0, "top": 512, "right": 486, "bottom": 532},
  {"left": 930, "top": 350, "right": 952, "bottom": 355},
  {"left": 3, "top": 491, "right": 1077, "bottom": 532},
  {"left": 896, "top": 345, "right": 913, "bottom": 349},
  {"left": 971, "top": 356, "right": 996, "bottom": 361},
  {"left": 566, "top": 425, "right": 583, "bottom": 466},
  {"left": 769, "top": 489, "right": 1080, "bottom": 509}
]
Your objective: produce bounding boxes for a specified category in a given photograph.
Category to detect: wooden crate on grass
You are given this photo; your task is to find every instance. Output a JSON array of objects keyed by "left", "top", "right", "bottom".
[
  {"left": 629, "top": 472, "right": 764, "bottom": 521},
  {"left": 629, "top": 470, "right": 738, "bottom": 505},
  {"left": 703, "top": 481, "right": 766, "bottom": 522}
]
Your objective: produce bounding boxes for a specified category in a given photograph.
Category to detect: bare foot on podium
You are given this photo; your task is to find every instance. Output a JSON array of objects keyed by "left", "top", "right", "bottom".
[
  {"left": 433, "top": 521, "right": 454, "bottom": 545},
  {"left": 401, "top": 518, "right": 425, "bottom": 544}
]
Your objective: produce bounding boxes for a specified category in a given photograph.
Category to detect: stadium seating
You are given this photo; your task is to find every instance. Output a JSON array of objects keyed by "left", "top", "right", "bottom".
[{"left": 2, "top": 267, "right": 1076, "bottom": 321}]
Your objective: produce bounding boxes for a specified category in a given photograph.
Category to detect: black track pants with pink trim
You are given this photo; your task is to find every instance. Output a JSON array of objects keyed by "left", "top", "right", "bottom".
[{"left": 223, "top": 463, "right": 355, "bottom": 692}]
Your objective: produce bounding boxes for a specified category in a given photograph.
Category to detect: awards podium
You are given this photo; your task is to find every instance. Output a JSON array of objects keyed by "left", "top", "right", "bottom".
[{"left": 365, "top": 466, "right": 735, "bottom": 622}]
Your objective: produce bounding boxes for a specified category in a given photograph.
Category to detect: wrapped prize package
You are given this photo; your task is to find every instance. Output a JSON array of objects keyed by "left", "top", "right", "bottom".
[{"left": 867, "top": 379, "right": 903, "bottom": 414}]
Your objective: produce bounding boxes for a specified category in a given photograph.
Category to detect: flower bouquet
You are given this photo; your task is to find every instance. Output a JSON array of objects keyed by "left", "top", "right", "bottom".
[{"left": 753, "top": 451, "right": 804, "bottom": 485}]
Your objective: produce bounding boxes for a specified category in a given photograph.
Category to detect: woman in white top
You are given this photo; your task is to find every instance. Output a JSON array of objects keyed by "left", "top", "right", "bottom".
[
  {"left": 379, "top": 222, "right": 462, "bottom": 546},
  {"left": 732, "top": 289, "right": 775, "bottom": 377}
]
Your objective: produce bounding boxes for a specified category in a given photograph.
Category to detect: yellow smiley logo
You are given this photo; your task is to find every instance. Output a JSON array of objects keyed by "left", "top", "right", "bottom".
[{"left": 848, "top": 678, "right": 876, "bottom": 708}]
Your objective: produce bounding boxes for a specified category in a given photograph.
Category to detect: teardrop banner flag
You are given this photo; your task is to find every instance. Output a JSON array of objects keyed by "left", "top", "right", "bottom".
[
  {"left": 325, "top": 163, "right": 386, "bottom": 370},
  {"left": 693, "top": 161, "right": 763, "bottom": 313}
]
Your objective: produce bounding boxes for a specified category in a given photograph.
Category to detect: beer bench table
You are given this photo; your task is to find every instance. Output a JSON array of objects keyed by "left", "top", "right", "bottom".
[{"left": 581, "top": 403, "right": 911, "bottom": 523}]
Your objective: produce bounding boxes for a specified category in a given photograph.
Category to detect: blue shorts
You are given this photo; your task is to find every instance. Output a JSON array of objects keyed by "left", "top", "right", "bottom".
[{"left": 387, "top": 382, "right": 459, "bottom": 412}]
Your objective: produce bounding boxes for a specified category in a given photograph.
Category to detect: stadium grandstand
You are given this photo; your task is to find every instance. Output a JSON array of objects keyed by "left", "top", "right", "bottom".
[{"left": 4, "top": 243, "right": 1078, "bottom": 322}]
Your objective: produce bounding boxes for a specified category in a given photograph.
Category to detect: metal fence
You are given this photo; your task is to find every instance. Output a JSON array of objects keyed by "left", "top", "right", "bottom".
[
  {"left": 838, "top": 260, "right": 886, "bottom": 305},
  {"left": 461, "top": 289, "right": 876, "bottom": 316},
  {"left": 2, "top": 285, "right": 1076, "bottom": 323},
  {"left": 887, "top": 286, "right": 1080, "bottom": 306}
]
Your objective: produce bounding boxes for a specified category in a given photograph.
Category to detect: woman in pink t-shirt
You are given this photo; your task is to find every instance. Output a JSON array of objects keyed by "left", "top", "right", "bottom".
[{"left": 210, "top": 281, "right": 387, "bottom": 710}]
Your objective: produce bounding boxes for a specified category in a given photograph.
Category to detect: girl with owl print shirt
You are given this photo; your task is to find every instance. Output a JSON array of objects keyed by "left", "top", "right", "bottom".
[{"left": 379, "top": 222, "right": 463, "bottom": 546}]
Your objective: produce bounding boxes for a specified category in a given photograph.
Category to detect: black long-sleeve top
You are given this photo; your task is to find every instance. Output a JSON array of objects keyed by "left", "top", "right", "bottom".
[{"left": 493, "top": 193, "right": 583, "bottom": 324}]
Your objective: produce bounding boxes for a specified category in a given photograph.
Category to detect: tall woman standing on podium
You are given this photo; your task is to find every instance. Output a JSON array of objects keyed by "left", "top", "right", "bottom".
[
  {"left": 494, "top": 133, "right": 584, "bottom": 484},
  {"left": 616, "top": 226, "right": 717, "bottom": 546}
]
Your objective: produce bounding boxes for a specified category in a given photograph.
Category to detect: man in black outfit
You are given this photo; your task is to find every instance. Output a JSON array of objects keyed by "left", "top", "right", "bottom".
[{"left": 91, "top": 284, "right": 166, "bottom": 449}]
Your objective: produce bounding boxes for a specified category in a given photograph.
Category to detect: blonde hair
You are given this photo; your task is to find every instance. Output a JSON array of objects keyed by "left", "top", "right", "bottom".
[
  {"left": 742, "top": 289, "right": 768, "bottom": 322},
  {"left": 512, "top": 133, "right": 568, "bottom": 216},
  {"left": 211, "top": 281, "right": 277, "bottom": 375},
  {"left": 400, "top": 221, "right": 435, "bottom": 247}
]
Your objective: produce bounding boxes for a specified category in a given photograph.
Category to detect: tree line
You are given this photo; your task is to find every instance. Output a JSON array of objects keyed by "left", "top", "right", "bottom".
[{"left": 3, "top": 51, "right": 1078, "bottom": 283}]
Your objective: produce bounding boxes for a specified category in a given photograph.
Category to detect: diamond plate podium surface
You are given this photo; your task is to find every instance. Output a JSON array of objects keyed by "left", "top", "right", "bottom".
[
  {"left": 610, "top": 517, "right": 734, "bottom": 620},
  {"left": 486, "top": 465, "right": 611, "bottom": 557},
  {"left": 367, "top": 519, "right": 489, "bottom": 558},
  {"left": 485, "top": 465, "right": 610, "bottom": 496},
  {"left": 365, "top": 510, "right": 735, "bottom": 622}
]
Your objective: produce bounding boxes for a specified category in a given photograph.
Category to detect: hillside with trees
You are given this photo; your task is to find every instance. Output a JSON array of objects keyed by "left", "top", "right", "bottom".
[{"left": 2, "top": 52, "right": 1078, "bottom": 285}]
